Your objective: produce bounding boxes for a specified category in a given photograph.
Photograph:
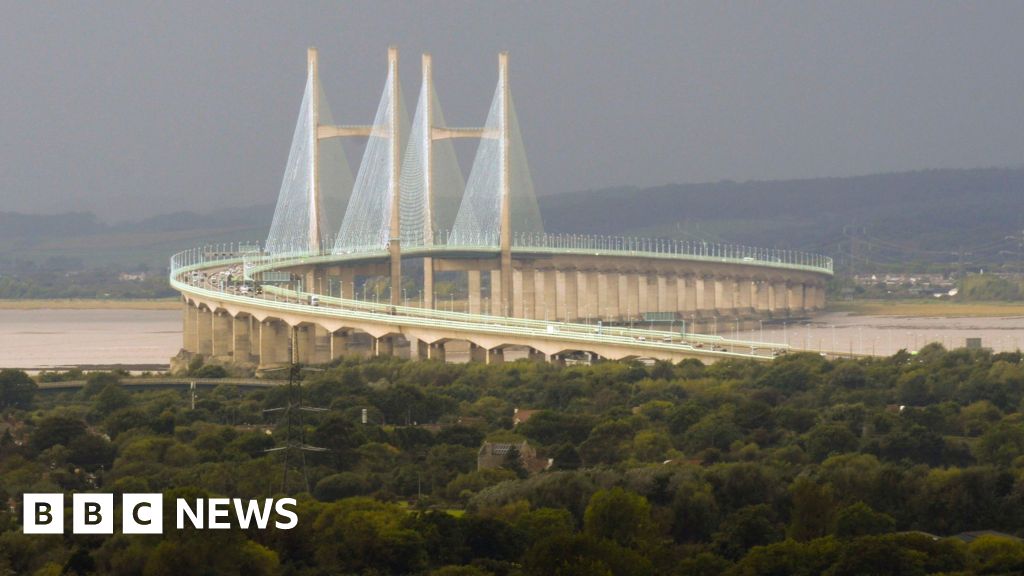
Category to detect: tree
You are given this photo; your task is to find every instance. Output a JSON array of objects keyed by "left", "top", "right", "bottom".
[
  {"left": 523, "top": 533, "right": 652, "bottom": 576},
  {"left": 314, "top": 472, "right": 371, "bottom": 501},
  {"left": 31, "top": 415, "right": 87, "bottom": 452},
  {"left": 0, "top": 369, "right": 36, "bottom": 409},
  {"left": 787, "top": 477, "right": 836, "bottom": 541},
  {"left": 579, "top": 421, "right": 634, "bottom": 466},
  {"left": 583, "top": 488, "right": 652, "bottom": 549},
  {"left": 833, "top": 502, "right": 895, "bottom": 538},
  {"left": 713, "top": 505, "right": 782, "bottom": 560},
  {"left": 977, "top": 421, "right": 1024, "bottom": 466},
  {"left": 804, "top": 423, "right": 859, "bottom": 462},
  {"left": 967, "top": 535, "right": 1024, "bottom": 574},
  {"left": 81, "top": 371, "right": 120, "bottom": 397}
]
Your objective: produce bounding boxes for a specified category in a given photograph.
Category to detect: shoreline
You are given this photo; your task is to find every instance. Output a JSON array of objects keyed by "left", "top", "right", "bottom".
[
  {"left": 22, "top": 364, "right": 171, "bottom": 375},
  {"left": 828, "top": 299, "right": 1024, "bottom": 318},
  {"left": 0, "top": 298, "right": 180, "bottom": 310}
]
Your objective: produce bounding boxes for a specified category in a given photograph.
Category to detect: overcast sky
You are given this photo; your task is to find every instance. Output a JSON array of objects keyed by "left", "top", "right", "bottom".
[{"left": 2, "top": 1, "right": 1023, "bottom": 220}]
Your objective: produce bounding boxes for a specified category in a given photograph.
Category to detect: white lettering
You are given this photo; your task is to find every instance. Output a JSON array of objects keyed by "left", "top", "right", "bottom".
[
  {"left": 207, "top": 498, "right": 231, "bottom": 529},
  {"left": 274, "top": 498, "right": 298, "bottom": 530},
  {"left": 176, "top": 499, "right": 204, "bottom": 529},
  {"left": 233, "top": 498, "right": 273, "bottom": 529}
]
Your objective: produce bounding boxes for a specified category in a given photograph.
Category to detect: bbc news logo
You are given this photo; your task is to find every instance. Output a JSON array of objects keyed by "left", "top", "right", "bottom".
[{"left": 23, "top": 494, "right": 298, "bottom": 534}]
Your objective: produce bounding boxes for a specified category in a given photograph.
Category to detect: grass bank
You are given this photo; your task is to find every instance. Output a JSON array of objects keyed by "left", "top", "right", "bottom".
[
  {"left": 830, "top": 299, "right": 1024, "bottom": 318},
  {"left": 0, "top": 298, "right": 180, "bottom": 310}
]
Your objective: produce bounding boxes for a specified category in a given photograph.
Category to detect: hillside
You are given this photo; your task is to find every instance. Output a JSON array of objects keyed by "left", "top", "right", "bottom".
[
  {"left": 538, "top": 167, "right": 1024, "bottom": 272},
  {"left": 3, "top": 167, "right": 1022, "bottom": 274}
]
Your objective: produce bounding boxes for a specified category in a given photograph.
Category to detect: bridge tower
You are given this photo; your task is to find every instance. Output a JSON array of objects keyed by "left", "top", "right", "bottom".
[
  {"left": 498, "top": 52, "right": 512, "bottom": 317},
  {"left": 307, "top": 48, "right": 323, "bottom": 252},
  {"left": 386, "top": 47, "right": 402, "bottom": 306}
]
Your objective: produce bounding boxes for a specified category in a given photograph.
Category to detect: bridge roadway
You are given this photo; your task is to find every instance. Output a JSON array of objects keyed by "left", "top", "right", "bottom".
[{"left": 173, "top": 256, "right": 791, "bottom": 369}]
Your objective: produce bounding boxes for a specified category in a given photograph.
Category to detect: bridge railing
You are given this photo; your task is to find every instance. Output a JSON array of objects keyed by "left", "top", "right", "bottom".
[
  {"left": 218, "top": 232, "right": 833, "bottom": 278},
  {"left": 506, "top": 232, "right": 833, "bottom": 274},
  {"left": 170, "top": 243, "right": 253, "bottom": 277}
]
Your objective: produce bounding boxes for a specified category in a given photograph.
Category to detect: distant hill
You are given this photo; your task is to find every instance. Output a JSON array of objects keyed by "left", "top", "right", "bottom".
[
  {"left": 538, "top": 167, "right": 1024, "bottom": 272},
  {"left": 3, "top": 168, "right": 1022, "bottom": 273},
  {"left": 0, "top": 204, "right": 274, "bottom": 269}
]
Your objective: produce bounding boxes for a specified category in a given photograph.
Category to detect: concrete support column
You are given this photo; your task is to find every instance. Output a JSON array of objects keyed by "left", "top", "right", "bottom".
[
  {"left": 617, "top": 275, "right": 629, "bottom": 320},
  {"left": 250, "top": 320, "right": 261, "bottom": 364},
  {"left": 580, "top": 271, "right": 599, "bottom": 321},
  {"left": 755, "top": 281, "right": 769, "bottom": 312},
  {"left": 659, "top": 275, "right": 676, "bottom": 313},
  {"left": 294, "top": 325, "right": 318, "bottom": 364},
  {"left": 521, "top": 268, "right": 536, "bottom": 319},
  {"left": 682, "top": 276, "right": 697, "bottom": 313},
  {"left": 701, "top": 277, "right": 716, "bottom": 312},
  {"left": 625, "top": 274, "right": 640, "bottom": 320},
  {"left": 601, "top": 272, "right": 620, "bottom": 319},
  {"left": 771, "top": 281, "right": 788, "bottom": 312},
  {"left": 469, "top": 343, "right": 487, "bottom": 363},
  {"left": 375, "top": 336, "right": 395, "bottom": 357},
  {"left": 259, "top": 319, "right": 289, "bottom": 366},
  {"left": 542, "top": 270, "right": 557, "bottom": 321},
  {"left": 737, "top": 278, "right": 753, "bottom": 310},
  {"left": 512, "top": 269, "right": 523, "bottom": 317},
  {"left": 211, "top": 311, "right": 232, "bottom": 357},
  {"left": 196, "top": 308, "right": 213, "bottom": 356},
  {"left": 789, "top": 283, "right": 805, "bottom": 312},
  {"left": 468, "top": 270, "right": 482, "bottom": 315},
  {"left": 331, "top": 330, "right": 350, "bottom": 359},
  {"left": 815, "top": 284, "right": 827, "bottom": 309},
  {"left": 694, "top": 277, "right": 707, "bottom": 313},
  {"left": 646, "top": 275, "right": 659, "bottom": 313},
  {"left": 428, "top": 341, "right": 446, "bottom": 362},
  {"left": 489, "top": 270, "right": 502, "bottom": 316},
  {"left": 423, "top": 257, "right": 434, "bottom": 309},
  {"left": 314, "top": 325, "right": 332, "bottom": 363},
  {"left": 636, "top": 274, "right": 649, "bottom": 314},
  {"left": 183, "top": 302, "right": 197, "bottom": 352},
  {"left": 232, "top": 315, "right": 252, "bottom": 363},
  {"left": 527, "top": 348, "right": 546, "bottom": 362},
  {"left": 802, "top": 284, "right": 815, "bottom": 311},
  {"left": 487, "top": 348, "right": 505, "bottom": 364},
  {"left": 719, "top": 279, "right": 736, "bottom": 312},
  {"left": 415, "top": 340, "right": 429, "bottom": 360},
  {"left": 557, "top": 269, "right": 578, "bottom": 321}
]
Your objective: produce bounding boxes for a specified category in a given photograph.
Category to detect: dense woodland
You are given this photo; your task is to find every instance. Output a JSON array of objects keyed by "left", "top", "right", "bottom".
[{"left": 4, "top": 347, "right": 1024, "bottom": 574}]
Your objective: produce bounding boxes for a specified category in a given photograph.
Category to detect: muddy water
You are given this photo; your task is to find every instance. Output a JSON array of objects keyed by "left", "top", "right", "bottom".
[
  {"left": 736, "top": 312, "right": 1024, "bottom": 356},
  {"left": 0, "top": 309, "right": 181, "bottom": 369},
  {"left": 1, "top": 308, "right": 1021, "bottom": 370}
]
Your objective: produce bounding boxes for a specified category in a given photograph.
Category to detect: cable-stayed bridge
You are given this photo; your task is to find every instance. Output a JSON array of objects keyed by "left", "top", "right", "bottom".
[{"left": 171, "top": 47, "right": 833, "bottom": 369}]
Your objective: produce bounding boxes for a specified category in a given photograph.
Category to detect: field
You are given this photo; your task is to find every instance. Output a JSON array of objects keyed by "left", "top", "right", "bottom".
[{"left": 830, "top": 298, "right": 1024, "bottom": 317}]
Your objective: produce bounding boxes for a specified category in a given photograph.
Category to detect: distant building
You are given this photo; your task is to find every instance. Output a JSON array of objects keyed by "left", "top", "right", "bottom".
[
  {"left": 477, "top": 440, "right": 552, "bottom": 474},
  {"left": 118, "top": 272, "right": 149, "bottom": 281}
]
